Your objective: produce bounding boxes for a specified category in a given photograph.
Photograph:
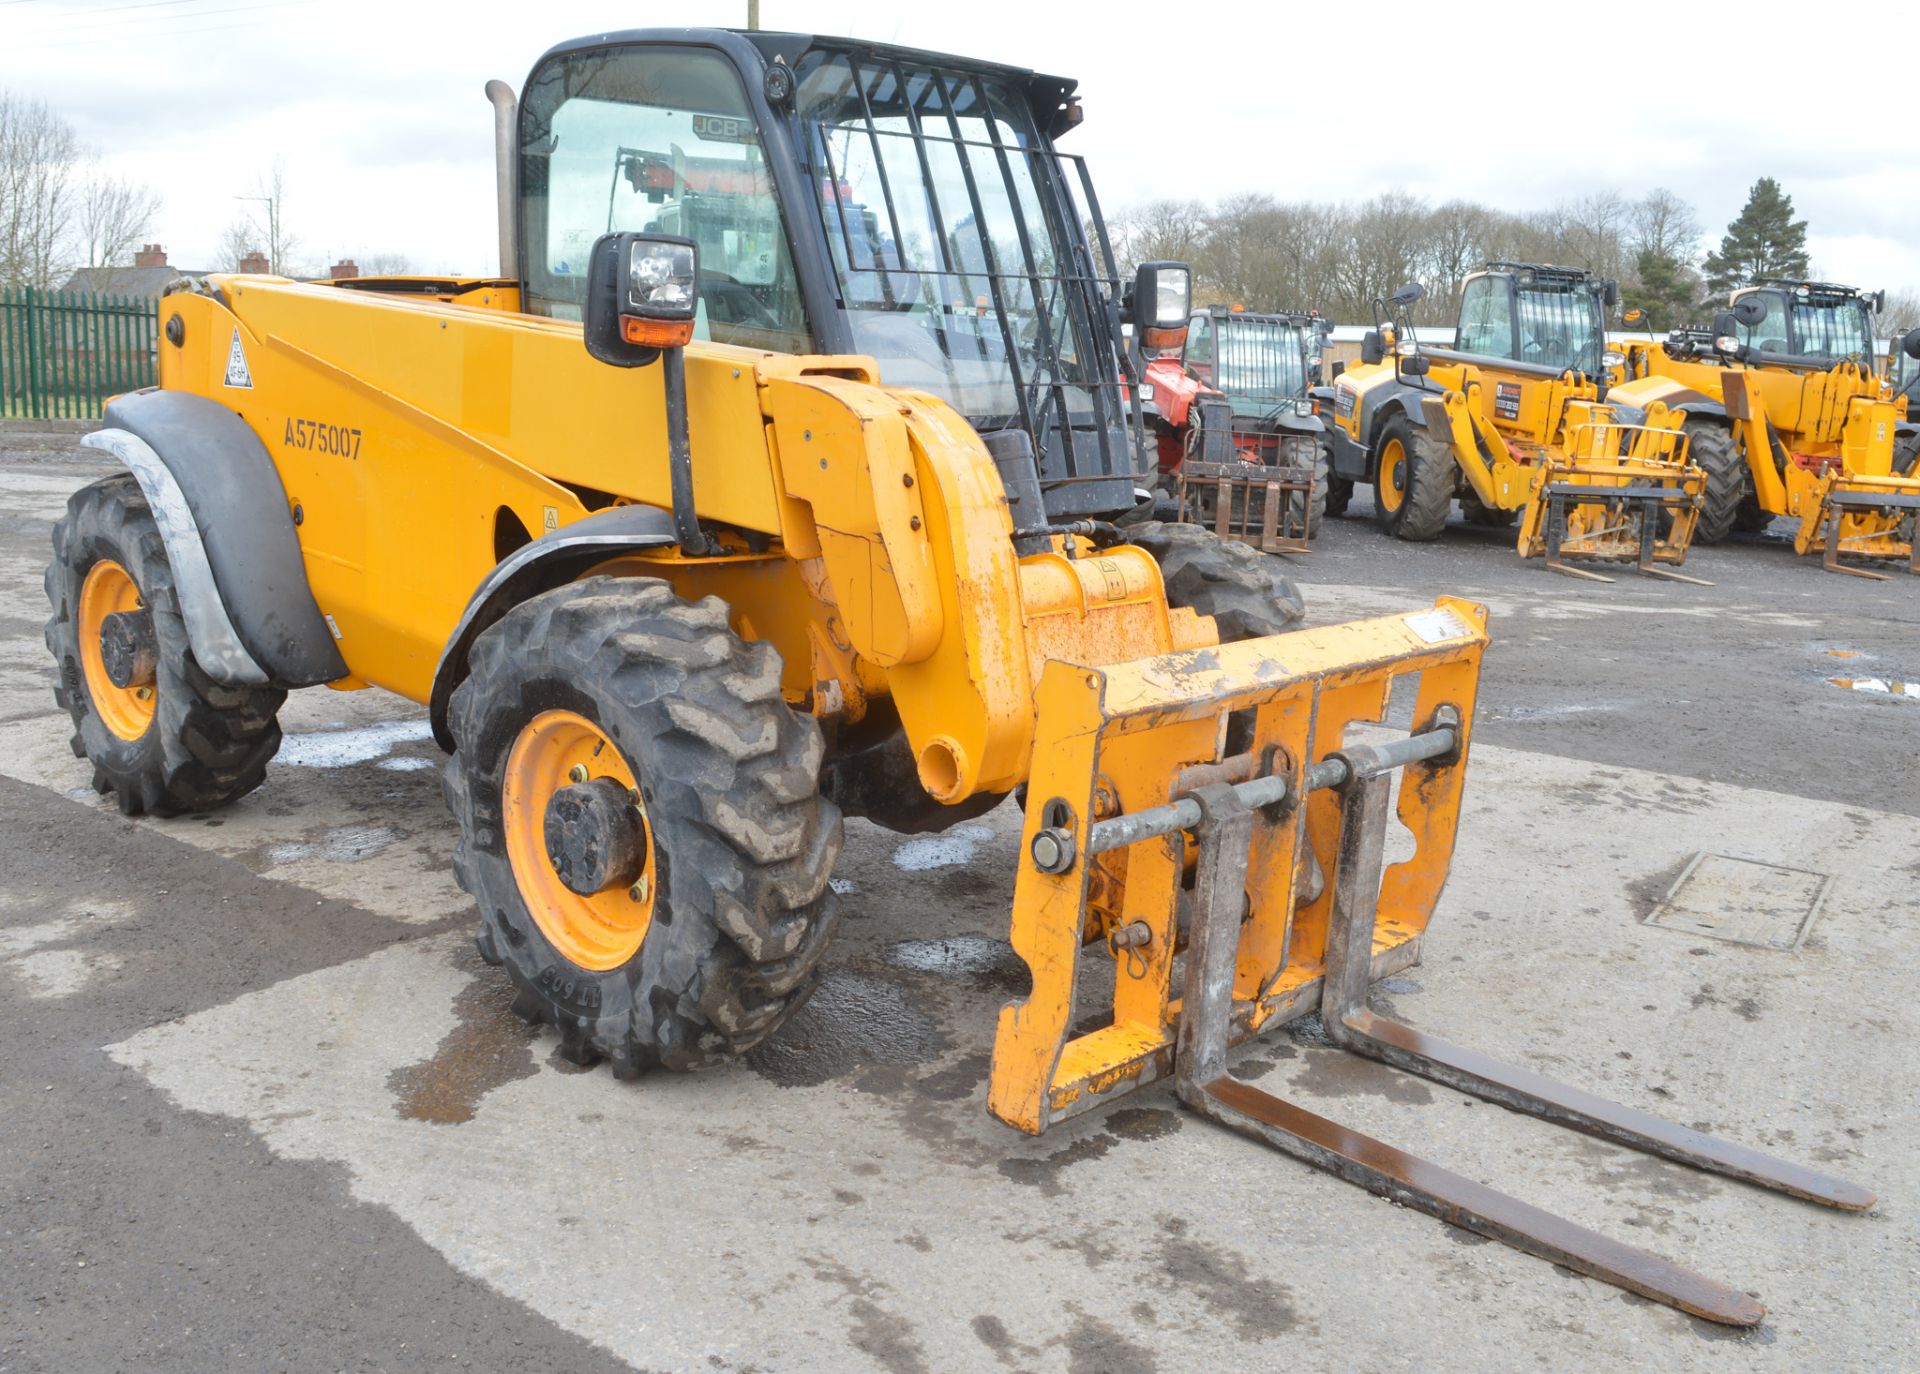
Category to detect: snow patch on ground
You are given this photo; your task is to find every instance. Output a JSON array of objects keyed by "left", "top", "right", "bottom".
[
  {"left": 277, "top": 719, "right": 434, "bottom": 768},
  {"left": 890, "top": 824, "right": 994, "bottom": 872}
]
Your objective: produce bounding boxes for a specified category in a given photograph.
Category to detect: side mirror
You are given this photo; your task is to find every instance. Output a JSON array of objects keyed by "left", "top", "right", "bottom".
[
  {"left": 1621, "top": 306, "right": 1646, "bottom": 328},
  {"left": 1873, "top": 289, "right": 1886, "bottom": 315},
  {"left": 1730, "top": 295, "right": 1769, "bottom": 329},
  {"left": 1603, "top": 279, "right": 1619, "bottom": 309},
  {"left": 1902, "top": 328, "right": 1920, "bottom": 361},
  {"left": 1130, "top": 260, "right": 1192, "bottom": 351},
  {"left": 1401, "top": 354, "right": 1431, "bottom": 378},
  {"left": 1388, "top": 281, "right": 1425, "bottom": 309},
  {"left": 1360, "top": 330, "right": 1385, "bottom": 366},
  {"left": 584, "top": 231, "right": 699, "bottom": 367},
  {"left": 1709, "top": 309, "right": 1750, "bottom": 360}
]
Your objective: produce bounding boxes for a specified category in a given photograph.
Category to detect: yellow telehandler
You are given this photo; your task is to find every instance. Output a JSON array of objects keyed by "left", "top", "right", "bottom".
[
  {"left": 1609, "top": 282, "right": 1920, "bottom": 576},
  {"left": 1321, "top": 265, "right": 1708, "bottom": 581},
  {"left": 45, "top": 27, "right": 1867, "bottom": 1324}
]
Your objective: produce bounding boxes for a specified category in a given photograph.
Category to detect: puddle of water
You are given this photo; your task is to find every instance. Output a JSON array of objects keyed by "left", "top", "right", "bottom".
[
  {"left": 376, "top": 756, "right": 435, "bottom": 772},
  {"left": 891, "top": 823, "right": 993, "bottom": 872},
  {"left": 1827, "top": 677, "right": 1918, "bottom": 699},
  {"left": 829, "top": 877, "right": 858, "bottom": 895},
  {"left": 277, "top": 719, "right": 434, "bottom": 768}
]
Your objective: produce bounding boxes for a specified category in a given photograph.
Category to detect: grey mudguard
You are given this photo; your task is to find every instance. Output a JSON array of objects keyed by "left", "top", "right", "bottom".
[
  {"left": 85, "top": 389, "right": 347, "bottom": 688},
  {"left": 428, "top": 503, "right": 679, "bottom": 750}
]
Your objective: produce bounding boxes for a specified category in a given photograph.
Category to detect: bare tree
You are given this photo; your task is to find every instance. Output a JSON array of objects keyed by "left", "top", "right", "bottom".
[
  {"left": 1879, "top": 289, "right": 1920, "bottom": 331},
  {"left": 1325, "top": 191, "right": 1428, "bottom": 324},
  {"left": 230, "top": 160, "right": 302, "bottom": 275},
  {"left": 77, "top": 174, "right": 161, "bottom": 284},
  {"left": 355, "top": 251, "right": 412, "bottom": 276},
  {"left": 1113, "top": 198, "right": 1209, "bottom": 269},
  {"left": 0, "top": 92, "right": 84, "bottom": 288},
  {"left": 1630, "top": 188, "right": 1700, "bottom": 261},
  {"left": 218, "top": 218, "right": 263, "bottom": 272}
]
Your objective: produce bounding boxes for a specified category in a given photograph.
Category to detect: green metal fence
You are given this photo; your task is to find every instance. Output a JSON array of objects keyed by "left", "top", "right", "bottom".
[{"left": 0, "top": 287, "right": 160, "bottom": 420}]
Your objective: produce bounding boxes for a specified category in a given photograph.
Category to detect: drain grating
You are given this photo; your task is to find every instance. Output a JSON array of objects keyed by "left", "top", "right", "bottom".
[{"left": 1644, "top": 852, "right": 1834, "bottom": 951}]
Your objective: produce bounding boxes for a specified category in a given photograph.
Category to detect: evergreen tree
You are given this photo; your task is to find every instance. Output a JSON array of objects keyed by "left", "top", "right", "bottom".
[
  {"left": 1624, "top": 247, "right": 1700, "bottom": 329},
  {"left": 1702, "top": 178, "right": 1809, "bottom": 296}
]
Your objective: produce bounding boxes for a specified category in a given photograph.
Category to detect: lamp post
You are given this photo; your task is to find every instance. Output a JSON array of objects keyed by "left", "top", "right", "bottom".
[{"left": 235, "top": 194, "right": 278, "bottom": 274}]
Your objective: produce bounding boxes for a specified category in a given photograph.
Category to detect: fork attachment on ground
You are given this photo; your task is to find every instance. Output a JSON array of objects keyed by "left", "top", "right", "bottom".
[
  {"left": 1517, "top": 421, "right": 1710, "bottom": 584},
  {"left": 987, "top": 595, "right": 1872, "bottom": 1328}
]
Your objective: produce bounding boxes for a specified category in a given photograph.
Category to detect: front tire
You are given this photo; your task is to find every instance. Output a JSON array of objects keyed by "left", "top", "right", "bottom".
[
  {"left": 445, "top": 577, "right": 843, "bottom": 1075},
  {"left": 1130, "top": 520, "right": 1304, "bottom": 636},
  {"left": 44, "top": 475, "right": 284, "bottom": 816},
  {"left": 1685, "top": 419, "right": 1748, "bottom": 545},
  {"left": 1372, "top": 414, "right": 1454, "bottom": 541}
]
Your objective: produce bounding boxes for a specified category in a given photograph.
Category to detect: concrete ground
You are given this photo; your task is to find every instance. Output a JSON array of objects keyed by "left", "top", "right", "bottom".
[{"left": 1, "top": 439, "right": 1915, "bottom": 1373}]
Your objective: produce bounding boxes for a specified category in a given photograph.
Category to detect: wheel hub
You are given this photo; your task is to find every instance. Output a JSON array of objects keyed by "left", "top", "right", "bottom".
[
  {"left": 501, "top": 709, "right": 657, "bottom": 971},
  {"left": 543, "top": 777, "right": 648, "bottom": 896},
  {"left": 99, "top": 609, "right": 157, "bottom": 689},
  {"left": 77, "top": 559, "right": 156, "bottom": 741}
]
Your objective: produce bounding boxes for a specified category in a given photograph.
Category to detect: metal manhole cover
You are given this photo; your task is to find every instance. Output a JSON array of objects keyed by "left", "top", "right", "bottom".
[{"left": 1644, "top": 852, "right": 1834, "bottom": 950}]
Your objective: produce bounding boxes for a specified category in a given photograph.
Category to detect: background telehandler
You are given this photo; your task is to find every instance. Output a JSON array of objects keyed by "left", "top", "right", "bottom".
[
  {"left": 1609, "top": 281, "right": 1920, "bottom": 576},
  {"left": 1140, "top": 304, "right": 1332, "bottom": 549},
  {"left": 1321, "top": 265, "right": 1707, "bottom": 581},
  {"left": 44, "top": 26, "right": 1867, "bottom": 1325}
]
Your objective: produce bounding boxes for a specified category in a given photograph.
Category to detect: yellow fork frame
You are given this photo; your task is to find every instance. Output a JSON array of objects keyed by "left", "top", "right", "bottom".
[
  {"left": 987, "top": 597, "right": 1488, "bottom": 1134},
  {"left": 1794, "top": 470, "right": 1920, "bottom": 577},
  {"left": 1516, "top": 422, "right": 1704, "bottom": 568}
]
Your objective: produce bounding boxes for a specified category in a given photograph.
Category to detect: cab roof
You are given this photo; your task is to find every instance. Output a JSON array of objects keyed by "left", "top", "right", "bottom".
[{"left": 533, "top": 27, "right": 1081, "bottom": 132}]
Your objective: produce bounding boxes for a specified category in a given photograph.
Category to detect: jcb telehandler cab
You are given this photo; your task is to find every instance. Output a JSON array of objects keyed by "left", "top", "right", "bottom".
[
  {"left": 1140, "top": 305, "right": 1333, "bottom": 550},
  {"left": 1610, "top": 281, "right": 1920, "bottom": 576},
  {"left": 1322, "top": 264, "right": 1707, "bottom": 580},
  {"left": 46, "top": 28, "right": 1868, "bottom": 1324}
]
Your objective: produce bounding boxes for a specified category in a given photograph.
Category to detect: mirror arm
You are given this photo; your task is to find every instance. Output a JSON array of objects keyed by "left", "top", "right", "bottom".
[{"left": 662, "top": 348, "right": 712, "bottom": 557}]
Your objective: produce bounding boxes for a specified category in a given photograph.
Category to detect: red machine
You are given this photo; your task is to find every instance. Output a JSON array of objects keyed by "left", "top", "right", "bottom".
[{"left": 1141, "top": 305, "right": 1334, "bottom": 549}]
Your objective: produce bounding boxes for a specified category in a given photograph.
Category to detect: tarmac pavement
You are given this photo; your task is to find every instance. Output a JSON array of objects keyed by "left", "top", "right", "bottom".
[{"left": 1, "top": 444, "right": 1915, "bottom": 1373}]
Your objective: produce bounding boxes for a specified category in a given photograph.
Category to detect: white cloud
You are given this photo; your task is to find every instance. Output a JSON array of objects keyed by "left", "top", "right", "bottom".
[{"left": 7, "top": 0, "right": 1917, "bottom": 289}]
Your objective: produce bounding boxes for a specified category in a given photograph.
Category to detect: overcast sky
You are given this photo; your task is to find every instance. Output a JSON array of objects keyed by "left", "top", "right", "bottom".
[{"left": 7, "top": 0, "right": 1918, "bottom": 295}]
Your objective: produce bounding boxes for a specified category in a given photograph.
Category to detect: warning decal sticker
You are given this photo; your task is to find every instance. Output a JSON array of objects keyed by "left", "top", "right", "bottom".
[{"left": 223, "top": 327, "right": 254, "bottom": 389}]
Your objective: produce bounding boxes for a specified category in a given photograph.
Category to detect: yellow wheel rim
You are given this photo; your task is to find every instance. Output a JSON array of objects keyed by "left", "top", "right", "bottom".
[
  {"left": 1378, "top": 438, "right": 1407, "bottom": 514},
  {"left": 78, "top": 560, "right": 155, "bottom": 741},
  {"left": 502, "top": 709, "right": 656, "bottom": 972}
]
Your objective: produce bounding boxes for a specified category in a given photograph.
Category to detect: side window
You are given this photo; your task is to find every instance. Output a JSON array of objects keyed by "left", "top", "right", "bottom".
[
  {"left": 1185, "top": 314, "right": 1213, "bottom": 382},
  {"left": 519, "top": 46, "right": 810, "bottom": 352},
  {"left": 1457, "top": 277, "right": 1513, "bottom": 359},
  {"left": 1735, "top": 293, "right": 1789, "bottom": 354}
]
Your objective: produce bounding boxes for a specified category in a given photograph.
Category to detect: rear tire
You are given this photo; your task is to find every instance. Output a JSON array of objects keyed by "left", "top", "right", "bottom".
[
  {"left": 44, "top": 475, "right": 284, "bottom": 816},
  {"left": 1130, "top": 520, "right": 1304, "bottom": 637},
  {"left": 1894, "top": 432, "right": 1919, "bottom": 478},
  {"left": 1302, "top": 440, "right": 1332, "bottom": 538},
  {"left": 445, "top": 577, "right": 842, "bottom": 1074},
  {"left": 1458, "top": 493, "right": 1518, "bottom": 528},
  {"left": 1732, "top": 498, "right": 1775, "bottom": 534},
  {"left": 1321, "top": 437, "right": 1352, "bottom": 518},
  {"left": 1372, "top": 413, "right": 1454, "bottom": 541},
  {"left": 1685, "top": 419, "right": 1748, "bottom": 545}
]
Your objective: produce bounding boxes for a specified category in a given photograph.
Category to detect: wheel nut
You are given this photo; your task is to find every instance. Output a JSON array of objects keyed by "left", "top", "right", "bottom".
[
  {"left": 567, "top": 763, "right": 589, "bottom": 784},
  {"left": 134, "top": 686, "right": 154, "bottom": 701},
  {"left": 629, "top": 875, "right": 650, "bottom": 903}
]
